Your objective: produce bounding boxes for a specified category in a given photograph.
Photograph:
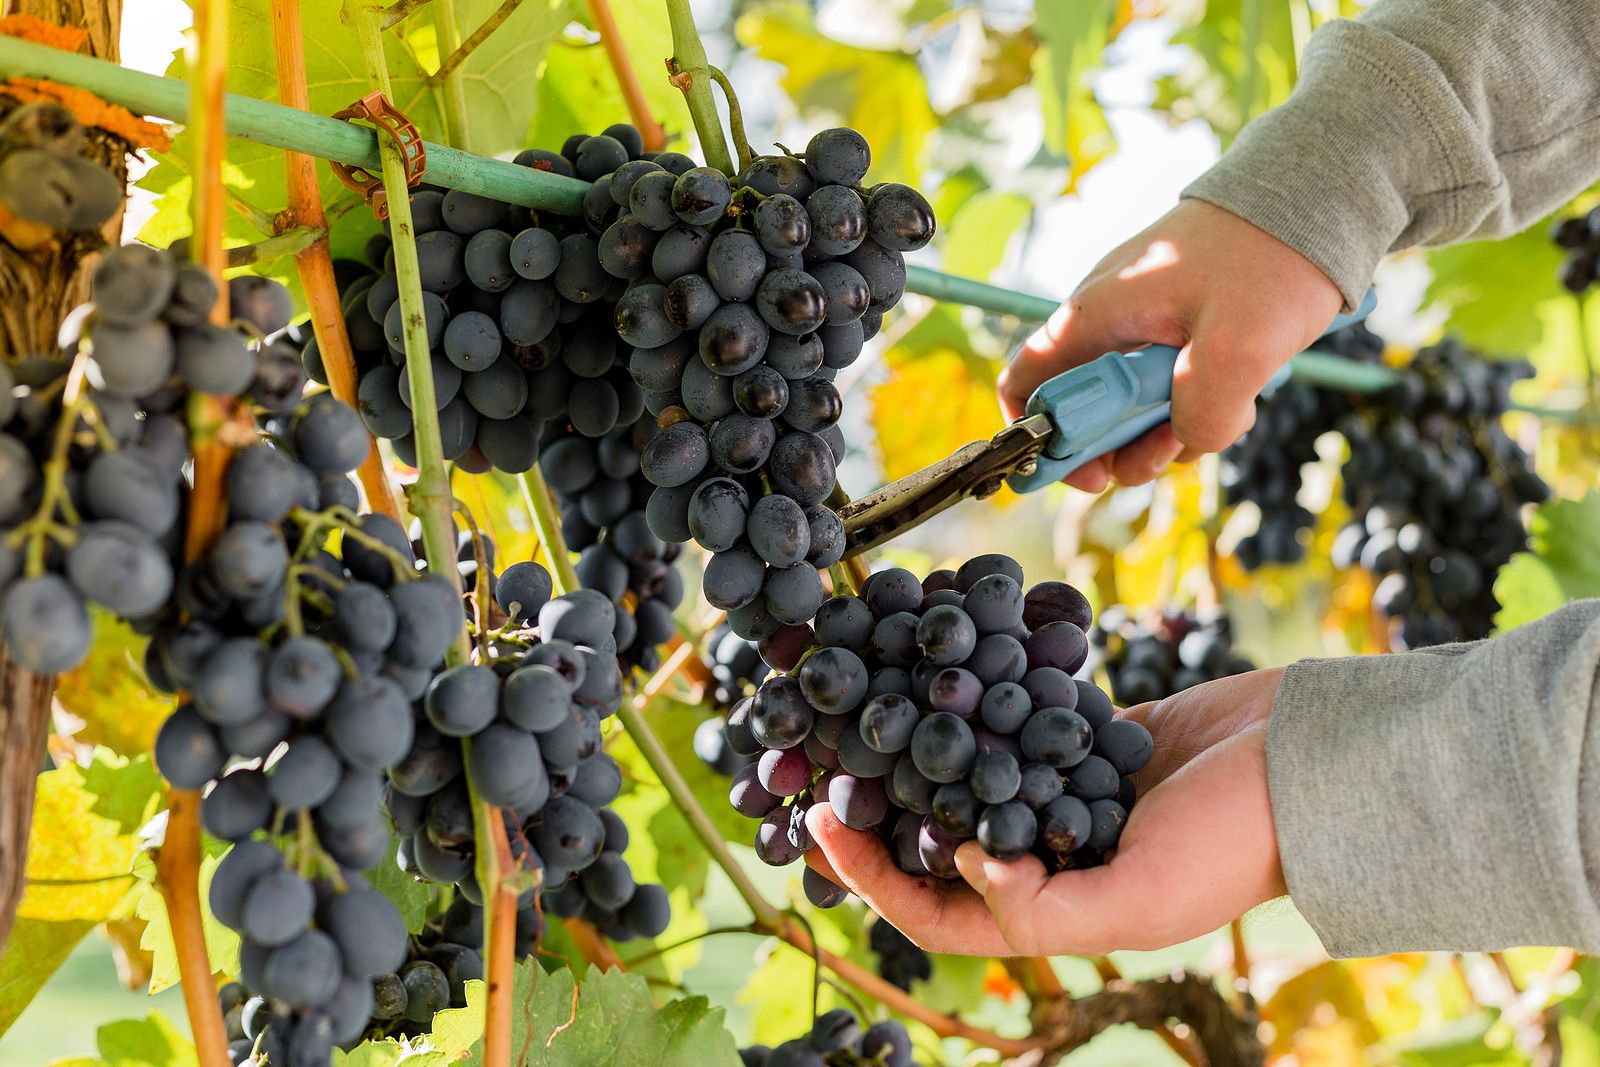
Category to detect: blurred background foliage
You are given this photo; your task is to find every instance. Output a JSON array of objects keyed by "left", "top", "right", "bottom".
[{"left": 7, "top": 0, "right": 1599, "bottom": 1063}]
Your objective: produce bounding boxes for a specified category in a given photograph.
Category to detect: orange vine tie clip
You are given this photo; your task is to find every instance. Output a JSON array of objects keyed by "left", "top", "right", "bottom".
[{"left": 328, "top": 90, "right": 426, "bottom": 220}]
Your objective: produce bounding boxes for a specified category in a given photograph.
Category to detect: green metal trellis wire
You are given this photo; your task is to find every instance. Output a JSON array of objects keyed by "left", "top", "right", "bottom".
[{"left": 0, "top": 32, "right": 1405, "bottom": 392}]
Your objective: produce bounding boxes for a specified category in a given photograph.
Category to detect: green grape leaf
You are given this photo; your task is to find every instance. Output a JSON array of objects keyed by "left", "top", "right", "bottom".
[
  {"left": 1029, "top": 0, "right": 1117, "bottom": 187},
  {"left": 336, "top": 1038, "right": 450, "bottom": 1067},
  {"left": 0, "top": 917, "right": 95, "bottom": 1037},
  {"left": 736, "top": 3, "right": 937, "bottom": 186},
  {"left": 365, "top": 838, "right": 434, "bottom": 933},
  {"left": 1425, "top": 225, "right": 1566, "bottom": 354},
  {"left": 136, "top": 849, "right": 239, "bottom": 995},
  {"left": 47, "top": 1012, "right": 198, "bottom": 1067},
  {"left": 55, "top": 611, "right": 170, "bottom": 759},
  {"left": 940, "top": 190, "right": 1031, "bottom": 282},
  {"left": 19, "top": 751, "right": 162, "bottom": 923},
  {"left": 528, "top": 0, "right": 688, "bottom": 155},
  {"left": 1152, "top": 0, "right": 1300, "bottom": 146},
  {"left": 427, "top": 961, "right": 742, "bottom": 1066},
  {"left": 1495, "top": 491, "right": 1600, "bottom": 631}
]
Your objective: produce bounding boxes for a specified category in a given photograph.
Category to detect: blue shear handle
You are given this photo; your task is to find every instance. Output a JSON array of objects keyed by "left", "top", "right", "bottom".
[{"left": 1008, "top": 288, "right": 1376, "bottom": 494}]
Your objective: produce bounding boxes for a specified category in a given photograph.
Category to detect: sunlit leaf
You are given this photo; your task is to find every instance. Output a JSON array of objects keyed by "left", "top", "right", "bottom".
[
  {"left": 136, "top": 848, "right": 239, "bottom": 995},
  {"left": 1494, "top": 490, "right": 1600, "bottom": 631},
  {"left": 0, "top": 917, "right": 95, "bottom": 1037},
  {"left": 19, "top": 752, "right": 162, "bottom": 923},
  {"left": 1262, "top": 960, "right": 1381, "bottom": 1063},
  {"left": 55, "top": 612, "right": 171, "bottom": 758},
  {"left": 940, "top": 190, "right": 1031, "bottom": 282},
  {"left": 427, "top": 961, "right": 741, "bottom": 1066},
  {"left": 736, "top": 3, "right": 937, "bottom": 186},
  {"left": 1153, "top": 0, "right": 1300, "bottom": 145},
  {"left": 1030, "top": 0, "right": 1118, "bottom": 187},
  {"left": 1426, "top": 225, "right": 1566, "bottom": 354},
  {"left": 47, "top": 1012, "right": 198, "bottom": 1067}
]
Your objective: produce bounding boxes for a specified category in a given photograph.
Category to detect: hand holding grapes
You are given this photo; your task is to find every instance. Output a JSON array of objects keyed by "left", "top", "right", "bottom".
[
  {"left": 998, "top": 200, "right": 1343, "bottom": 492},
  {"left": 804, "top": 668, "right": 1287, "bottom": 956}
]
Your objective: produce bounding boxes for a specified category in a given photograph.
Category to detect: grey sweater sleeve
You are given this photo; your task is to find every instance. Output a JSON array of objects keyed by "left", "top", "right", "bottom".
[
  {"left": 1182, "top": 0, "right": 1600, "bottom": 307},
  {"left": 1268, "top": 600, "right": 1600, "bottom": 957}
]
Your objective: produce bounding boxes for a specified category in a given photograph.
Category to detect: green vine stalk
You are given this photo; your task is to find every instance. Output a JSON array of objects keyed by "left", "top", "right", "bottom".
[{"left": 663, "top": 0, "right": 734, "bottom": 175}]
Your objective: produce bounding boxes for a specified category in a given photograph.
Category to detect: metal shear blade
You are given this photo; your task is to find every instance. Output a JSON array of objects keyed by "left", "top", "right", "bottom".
[{"left": 839, "top": 414, "right": 1055, "bottom": 555}]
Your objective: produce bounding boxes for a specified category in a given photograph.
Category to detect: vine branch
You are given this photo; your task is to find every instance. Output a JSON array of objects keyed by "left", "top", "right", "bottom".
[
  {"left": 662, "top": 0, "right": 732, "bottom": 174},
  {"left": 704, "top": 65, "right": 749, "bottom": 171},
  {"left": 588, "top": 0, "right": 664, "bottom": 151},
  {"left": 429, "top": 0, "right": 522, "bottom": 89},
  {"left": 429, "top": 0, "right": 470, "bottom": 146},
  {"left": 156, "top": 1, "right": 235, "bottom": 1063},
  {"left": 271, "top": 0, "right": 402, "bottom": 524}
]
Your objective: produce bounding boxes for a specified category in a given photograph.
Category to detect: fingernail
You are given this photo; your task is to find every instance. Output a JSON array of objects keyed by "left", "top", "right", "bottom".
[{"left": 954, "top": 841, "right": 988, "bottom": 894}]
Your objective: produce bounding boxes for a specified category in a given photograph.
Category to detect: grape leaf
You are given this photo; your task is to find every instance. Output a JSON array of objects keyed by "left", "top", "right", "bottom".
[
  {"left": 55, "top": 611, "right": 171, "bottom": 759},
  {"left": 1152, "top": 0, "right": 1300, "bottom": 147},
  {"left": 136, "top": 848, "right": 240, "bottom": 995},
  {"left": 1494, "top": 490, "right": 1600, "bottom": 631},
  {"left": 736, "top": 3, "right": 937, "bottom": 186},
  {"left": 1425, "top": 225, "right": 1566, "bottom": 354},
  {"left": 940, "top": 190, "right": 1031, "bottom": 283},
  {"left": 426, "top": 961, "right": 742, "bottom": 1067},
  {"left": 47, "top": 1013, "right": 198, "bottom": 1067},
  {"left": 19, "top": 751, "right": 162, "bottom": 923},
  {"left": 1029, "top": 0, "right": 1117, "bottom": 188},
  {"left": 0, "top": 917, "right": 95, "bottom": 1037},
  {"left": 364, "top": 837, "right": 434, "bottom": 933},
  {"left": 138, "top": 0, "right": 572, "bottom": 307}
]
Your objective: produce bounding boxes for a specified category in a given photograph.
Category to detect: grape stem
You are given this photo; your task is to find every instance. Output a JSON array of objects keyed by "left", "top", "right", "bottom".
[
  {"left": 662, "top": 0, "right": 734, "bottom": 175},
  {"left": 519, "top": 469, "right": 581, "bottom": 594},
  {"left": 429, "top": 0, "right": 524, "bottom": 91},
  {"left": 705, "top": 65, "right": 751, "bottom": 172},
  {"left": 430, "top": 0, "right": 472, "bottom": 147},
  {"left": 12, "top": 351, "right": 96, "bottom": 576},
  {"left": 354, "top": 11, "right": 512, "bottom": 1066}
]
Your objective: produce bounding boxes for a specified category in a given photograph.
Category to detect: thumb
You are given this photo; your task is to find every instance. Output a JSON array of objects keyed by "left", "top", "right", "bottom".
[{"left": 953, "top": 841, "right": 1056, "bottom": 955}]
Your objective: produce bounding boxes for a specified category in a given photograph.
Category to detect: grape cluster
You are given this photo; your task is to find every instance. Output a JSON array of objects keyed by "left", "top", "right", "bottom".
[
  {"left": 1222, "top": 324, "right": 1384, "bottom": 568},
  {"left": 0, "top": 244, "right": 300, "bottom": 676},
  {"left": 724, "top": 555, "right": 1150, "bottom": 899},
  {"left": 329, "top": 123, "right": 669, "bottom": 474},
  {"left": 0, "top": 102, "right": 122, "bottom": 234},
  {"left": 740, "top": 1007, "right": 919, "bottom": 1067},
  {"left": 1330, "top": 340, "right": 1547, "bottom": 647},
  {"left": 1223, "top": 330, "right": 1547, "bottom": 647},
  {"left": 539, "top": 415, "right": 685, "bottom": 674},
  {"left": 1551, "top": 209, "right": 1600, "bottom": 293},
  {"left": 211, "top": 856, "right": 407, "bottom": 1064},
  {"left": 869, "top": 918, "right": 930, "bottom": 992},
  {"left": 693, "top": 622, "right": 766, "bottom": 777},
  {"left": 384, "top": 583, "right": 670, "bottom": 948},
  {"left": 625, "top": 129, "right": 935, "bottom": 639},
  {"left": 1088, "top": 606, "right": 1254, "bottom": 705}
]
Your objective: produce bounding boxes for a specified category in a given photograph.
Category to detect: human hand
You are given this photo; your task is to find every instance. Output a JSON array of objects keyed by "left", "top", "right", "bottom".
[
  {"left": 803, "top": 667, "right": 1288, "bottom": 956},
  {"left": 998, "top": 200, "right": 1342, "bottom": 492}
]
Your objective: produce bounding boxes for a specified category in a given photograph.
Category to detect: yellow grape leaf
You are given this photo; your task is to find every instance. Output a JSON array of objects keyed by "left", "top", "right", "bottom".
[
  {"left": 19, "top": 751, "right": 162, "bottom": 923},
  {"left": 0, "top": 917, "right": 96, "bottom": 1037},
  {"left": 736, "top": 3, "right": 937, "bottom": 186},
  {"left": 56, "top": 610, "right": 170, "bottom": 758},
  {"left": 870, "top": 348, "right": 1007, "bottom": 492},
  {"left": 1262, "top": 960, "right": 1381, "bottom": 1062}
]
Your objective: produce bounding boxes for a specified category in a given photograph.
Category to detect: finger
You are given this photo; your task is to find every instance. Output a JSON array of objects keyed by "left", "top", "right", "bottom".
[
  {"left": 1063, "top": 458, "right": 1110, "bottom": 494},
  {"left": 805, "top": 805, "right": 1015, "bottom": 956},
  {"left": 1103, "top": 424, "right": 1184, "bottom": 486},
  {"left": 1168, "top": 307, "right": 1317, "bottom": 454}
]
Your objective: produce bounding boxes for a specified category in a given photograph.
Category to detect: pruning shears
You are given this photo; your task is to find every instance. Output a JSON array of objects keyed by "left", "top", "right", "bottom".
[{"left": 838, "top": 289, "right": 1378, "bottom": 555}]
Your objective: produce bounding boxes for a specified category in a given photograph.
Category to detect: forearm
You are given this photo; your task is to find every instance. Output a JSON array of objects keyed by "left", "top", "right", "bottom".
[
  {"left": 1183, "top": 0, "right": 1600, "bottom": 307},
  {"left": 1268, "top": 600, "right": 1600, "bottom": 957}
]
